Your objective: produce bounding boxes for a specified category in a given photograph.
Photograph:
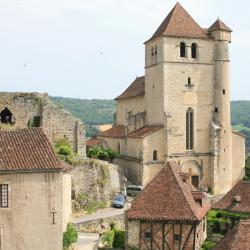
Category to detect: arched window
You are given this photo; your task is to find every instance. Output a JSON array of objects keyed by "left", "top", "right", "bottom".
[
  {"left": 153, "top": 150, "right": 158, "bottom": 161},
  {"left": 191, "top": 43, "right": 197, "bottom": 58},
  {"left": 0, "top": 108, "right": 14, "bottom": 124},
  {"left": 180, "top": 42, "right": 186, "bottom": 58},
  {"left": 186, "top": 108, "right": 194, "bottom": 150}
]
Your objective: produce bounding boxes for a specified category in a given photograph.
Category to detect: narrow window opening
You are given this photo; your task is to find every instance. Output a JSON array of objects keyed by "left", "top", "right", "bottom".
[
  {"left": 0, "top": 184, "right": 8, "bottom": 208},
  {"left": 215, "top": 107, "right": 219, "bottom": 113},
  {"left": 151, "top": 47, "right": 154, "bottom": 56},
  {"left": 153, "top": 150, "right": 158, "bottom": 161},
  {"left": 174, "top": 234, "right": 180, "bottom": 241},
  {"left": 186, "top": 108, "right": 194, "bottom": 150},
  {"left": 188, "top": 77, "right": 191, "bottom": 85},
  {"left": 223, "top": 89, "right": 226, "bottom": 95},
  {"left": 191, "top": 43, "right": 197, "bottom": 58},
  {"left": 180, "top": 42, "right": 186, "bottom": 58},
  {"left": 117, "top": 142, "right": 121, "bottom": 154},
  {"left": 154, "top": 46, "right": 157, "bottom": 55},
  {"left": 144, "top": 232, "right": 151, "bottom": 240},
  {"left": 51, "top": 211, "right": 56, "bottom": 225}
]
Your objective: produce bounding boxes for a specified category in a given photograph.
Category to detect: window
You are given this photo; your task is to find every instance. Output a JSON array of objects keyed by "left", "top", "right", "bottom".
[
  {"left": 188, "top": 77, "right": 192, "bottom": 86},
  {"left": 223, "top": 89, "right": 226, "bottom": 95},
  {"left": 215, "top": 107, "right": 219, "bottom": 113},
  {"left": 186, "top": 108, "right": 194, "bottom": 150},
  {"left": 128, "top": 111, "right": 133, "bottom": 117},
  {"left": 154, "top": 46, "right": 158, "bottom": 55},
  {"left": 144, "top": 232, "right": 151, "bottom": 240},
  {"left": 117, "top": 142, "right": 121, "bottom": 154},
  {"left": 153, "top": 150, "right": 158, "bottom": 161},
  {"left": 191, "top": 43, "right": 197, "bottom": 58},
  {"left": 151, "top": 47, "right": 154, "bottom": 56},
  {"left": 174, "top": 234, "right": 180, "bottom": 241},
  {"left": 180, "top": 42, "right": 186, "bottom": 57},
  {"left": 0, "top": 184, "right": 8, "bottom": 208},
  {"left": 51, "top": 211, "right": 56, "bottom": 224}
]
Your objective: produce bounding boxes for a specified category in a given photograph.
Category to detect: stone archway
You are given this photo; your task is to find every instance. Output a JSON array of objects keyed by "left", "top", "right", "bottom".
[
  {"left": 0, "top": 108, "right": 15, "bottom": 124},
  {"left": 181, "top": 160, "right": 202, "bottom": 188}
]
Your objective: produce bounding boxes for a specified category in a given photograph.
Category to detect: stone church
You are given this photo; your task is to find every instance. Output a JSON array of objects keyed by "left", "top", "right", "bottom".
[{"left": 98, "top": 2, "right": 245, "bottom": 195}]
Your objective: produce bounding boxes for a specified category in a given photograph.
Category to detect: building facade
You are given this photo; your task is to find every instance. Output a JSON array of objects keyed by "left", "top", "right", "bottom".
[
  {"left": 98, "top": 2, "right": 245, "bottom": 195},
  {"left": 0, "top": 128, "right": 72, "bottom": 250},
  {"left": 0, "top": 92, "right": 86, "bottom": 157}
]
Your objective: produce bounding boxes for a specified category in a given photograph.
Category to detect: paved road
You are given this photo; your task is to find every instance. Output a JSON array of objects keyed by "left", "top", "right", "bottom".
[
  {"left": 75, "top": 233, "right": 99, "bottom": 250},
  {"left": 73, "top": 207, "right": 126, "bottom": 225}
]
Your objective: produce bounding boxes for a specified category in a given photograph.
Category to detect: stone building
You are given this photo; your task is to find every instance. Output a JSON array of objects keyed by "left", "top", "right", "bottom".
[
  {"left": 0, "top": 128, "right": 72, "bottom": 250},
  {"left": 0, "top": 92, "right": 86, "bottom": 157},
  {"left": 126, "top": 162, "right": 210, "bottom": 250},
  {"left": 98, "top": 2, "right": 245, "bottom": 195}
]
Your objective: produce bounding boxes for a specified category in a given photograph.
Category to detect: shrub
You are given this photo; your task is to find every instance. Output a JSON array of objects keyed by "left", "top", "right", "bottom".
[
  {"left": 63, "top": 223, "right": 78, "bottom": 249},
  {"left": 101, "top": 229, "right": 115, "bottom": 248},
  {"left": 87, "top": 146, "right": 118, "bottom": 161},
  {"left": 57, "top": 145, "right": 73, "bottom": 156},
  {"left": 201, "top": 240, "right": 216, "bottom": 250},
  {"left": 113, "top": 229, "right": 125, "bottom": 249}
]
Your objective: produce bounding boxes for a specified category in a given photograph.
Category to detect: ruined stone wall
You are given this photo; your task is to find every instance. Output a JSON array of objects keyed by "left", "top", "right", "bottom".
[
  {"left": 71, "top": 158, "right": 125, "bottom": 203},
  {"left": 0, "top": 92, "right": 86, "bottom": 157}
]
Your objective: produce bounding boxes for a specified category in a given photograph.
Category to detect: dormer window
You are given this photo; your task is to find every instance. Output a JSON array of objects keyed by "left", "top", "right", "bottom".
[
  {"left": 180, "top": 42, "right": 186, "bottom": 58},
  {"left": 191, "top": 43, "right": 197, "bottom": 58}
]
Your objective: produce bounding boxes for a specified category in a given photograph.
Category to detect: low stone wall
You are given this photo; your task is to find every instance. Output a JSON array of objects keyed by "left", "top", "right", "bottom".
[
  {"left": 72, "top": 158, "right": 125, "bottom": 204},
  {"left": 75, "top": 214, "right": 125, "bottom": 233}
]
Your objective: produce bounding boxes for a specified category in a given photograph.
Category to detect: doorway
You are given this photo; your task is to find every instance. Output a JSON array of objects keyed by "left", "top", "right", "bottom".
[
  {"left": 191, "top": 175, "right": 199, "bottom": 188},
  {"left": 0, "top": 108, "right": 14, "bottom": 124}
]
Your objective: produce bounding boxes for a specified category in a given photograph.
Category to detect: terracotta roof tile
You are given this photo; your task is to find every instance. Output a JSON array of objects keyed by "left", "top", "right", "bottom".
[
  {"left": 99, "top": 125, "right": 163, "bottom": 139},
  {"left": 147, "top": 2, "right": 208, "bottom": 42},
  {"left": 208, "top": 18, "right": 232, "bottom": 32},
  {"left": 213, "top": 220, "right": 250, "bottom": 250},
  {"left": 86, "top": 137, "right": 103, "bottom": 147},
  {"left": 127, "top": 162, "right": 210, "bottom": 221},
  {"left": 0, "top": 128, "right": 63, "bottom": 172},
  {"left": 115, "top": 76, "right": 145, "bottom": 100},
  {"left": 212, "top": 180, "right": 250, "bottom": 213}
]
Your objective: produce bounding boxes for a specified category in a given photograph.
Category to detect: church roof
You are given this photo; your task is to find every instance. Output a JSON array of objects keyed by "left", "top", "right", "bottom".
[
  {"left": 147, "top": 2, "right": 208, "bottom": 42},
  {"left": 127, "top": 162, "right": 210, "bottom": 222},
  {"left": 208, "top": 18, "right": 232, "bottom": 32},
  {"left": 212, "top": 180, "right": 250, "bottom": 213},
  {"left": 99, "top": 125, "right": 163, "bottom": 139},
  {"left": 213, "top": 220, "right": 250, "bottom": 250},
  {"left": 0, "top": 128, "right": 66, "bottom": 172},
  {"left": 115, "top": 76, "right": 145, "bottom": 100}
]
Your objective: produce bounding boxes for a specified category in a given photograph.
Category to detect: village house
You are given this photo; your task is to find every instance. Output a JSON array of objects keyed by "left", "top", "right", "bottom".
[
  {"left": 97, "top": 2, "right": 245, "bottom": 195},
  {"left": 126, "top": 162, "right": 210, "bottom": 250},
  {"left": 0, "top": 128, "right": 72, "bottom": 250}
]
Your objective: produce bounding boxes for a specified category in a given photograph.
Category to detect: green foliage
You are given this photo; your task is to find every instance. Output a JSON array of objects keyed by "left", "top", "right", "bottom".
[
  {"left": 207, "top": 210, "right": 249, "bottom": 235},
  {"left": 63, "top": 223, "right": 78, "bottom": 249},
  {"left": 51, "top": 97, "right": 116, "bottom": 125},
  {"left": 113, "top": 229, "right": 125, "bottom": 249},
  {"left": 102, "top": 229, "right": 115, "bottom": 248},
  {"left": 57, "top": 145, "right": 73, "bottom": 156},
  {"left": 86, "top": 124, "right": 100, "bottom": 137},
  {"left": 87, "top": 146, "right": 118, "bottom": 161},
  {"left": 201, "top": 240, "right": 216, "bottom": 250}
]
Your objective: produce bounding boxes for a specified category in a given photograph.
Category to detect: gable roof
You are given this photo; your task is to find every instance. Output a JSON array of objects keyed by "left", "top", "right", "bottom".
[
  {"left": 212, "top": 180, "right": 250, "bottom": 213},
  {"left": 213, "top": 220, "right": 250, "bottom": 250},
  {"left": 86, "top": 137, "right": 104, "bottom": 147},
  {"left": 115, "top": 76, "right": 145, "bottom": 100},
  {"left": 147, "top": 2, "right": 208, "bottom": 42},
  {"left": 208, "top": 19, "right": 232, "bottom": 32},
  {"left": 98, "top": 125, "right": 163, "bottom": 139},
  {"left": 127, "top": 162, "right": 209, "bottom": 222},
  {"left": 0, "top": 128, "right": 64, "bottom": 172}
]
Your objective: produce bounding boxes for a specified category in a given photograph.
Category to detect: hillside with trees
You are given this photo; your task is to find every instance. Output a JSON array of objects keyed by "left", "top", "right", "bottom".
[{"left": 51, "top": 97, "right": 250, "bottom": 153}]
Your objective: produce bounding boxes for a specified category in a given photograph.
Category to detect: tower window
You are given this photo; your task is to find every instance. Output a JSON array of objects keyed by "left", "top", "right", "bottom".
[
  {"left": 186, "top": 108, "right": 194, "bottom": 150},
  {"left": 180, "top": 42, "right": 186, "bottom": 58},
  {"left": 153, "top": 150, "right": 158, "bottom": 161},
  {"left": 188, "top": 77, "right": 191, "bottom": 85},
  {"left": 191, "top": 43, "right": 197, "bottom": 58},
  {"left": 215, "top": 107, "right": 219, "bottom": 113},
  {"left": 223, "top": 89, "right": 226, "bottom": 95}
]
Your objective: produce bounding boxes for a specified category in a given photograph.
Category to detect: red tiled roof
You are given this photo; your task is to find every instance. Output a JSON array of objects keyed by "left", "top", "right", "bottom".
[
  {"left": 0, "top": 128, "right": 64, "bottom": 172},
  {"left": 86, "top": 137, "right": 103, "bottom": 147},
  {"left": 99, "top": 125, "right": 163, "bottom": 139},
  {"left": 212, "top": 181, "right": 250, "bottom": 213},
  {"left": 213, "top": 220, "right": 250, "bottom": 250},
  {"left": 147, "top": 2, "right": 208, "bottom": 42},
  {"left": 115, "top": 76, "right": 145, "bottom": 100},
  {"left": 208, "top": 18, "right": 232, "bottom": 32},
  {"left": 127, "top": 162, "right": 210, "bottom": 221}
]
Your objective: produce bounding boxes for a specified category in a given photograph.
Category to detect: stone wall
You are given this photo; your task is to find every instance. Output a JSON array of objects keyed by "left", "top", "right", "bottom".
[
  {"left": 0, "top": 92, "right": 86, "bottom": 157},
  {"left": 71, "top": 158, "right": 125, "bottom": 203}
]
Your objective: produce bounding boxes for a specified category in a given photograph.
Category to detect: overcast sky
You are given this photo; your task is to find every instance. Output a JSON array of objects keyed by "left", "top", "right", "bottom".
[{"left": 0, "top": 0, "right": 249, "bottom": 100}]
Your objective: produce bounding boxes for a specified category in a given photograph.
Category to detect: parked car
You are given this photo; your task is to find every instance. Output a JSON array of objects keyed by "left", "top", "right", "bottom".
[
  {"left": 113, "top": 194, "right": 126, "bottom": 208},
  {"left": 126, "top": 185, "right": 143, "bottom": 197}
]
